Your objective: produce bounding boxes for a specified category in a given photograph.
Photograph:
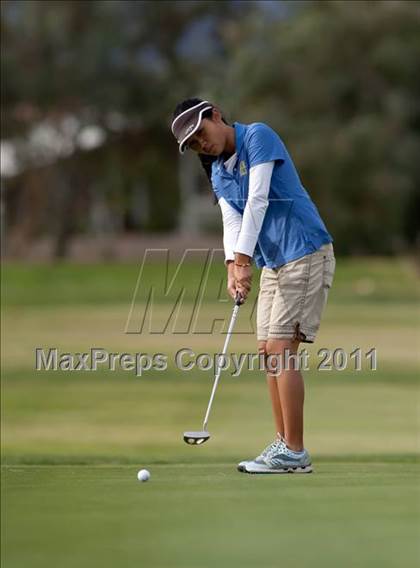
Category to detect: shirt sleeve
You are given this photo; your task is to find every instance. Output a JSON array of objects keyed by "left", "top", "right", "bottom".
[
  {"left": 246, "top": 123, "right": 286, "bottom": 168},
  {"left": 234, "top": 161, "right": 274, "bottom": 258},
  {"left": 218, "top": 197, "right": 242, "bottom": 266}
]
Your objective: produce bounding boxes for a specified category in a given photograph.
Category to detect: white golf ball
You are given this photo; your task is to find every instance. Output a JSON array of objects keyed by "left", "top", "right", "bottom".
[{"left": 137, "top": 469, "right": 150, "bottom": 482}]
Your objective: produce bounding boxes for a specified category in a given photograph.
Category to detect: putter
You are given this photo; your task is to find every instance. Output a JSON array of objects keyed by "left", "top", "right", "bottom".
[{"left": 183, "top": 292, "right": 243, "bottom": 445}]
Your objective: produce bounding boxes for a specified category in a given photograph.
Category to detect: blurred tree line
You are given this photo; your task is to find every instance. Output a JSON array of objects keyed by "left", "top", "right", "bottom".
[{"left": 1, "top": 0, "right": 419, "bottom": 257}]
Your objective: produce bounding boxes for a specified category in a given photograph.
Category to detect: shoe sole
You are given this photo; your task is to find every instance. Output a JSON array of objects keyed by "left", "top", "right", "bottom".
[
  {"left": 238, "top": 464, "right": 313, "bottom": 474},
  {"left": 237, "top": 460, "right": 264, "bottom": 473}
]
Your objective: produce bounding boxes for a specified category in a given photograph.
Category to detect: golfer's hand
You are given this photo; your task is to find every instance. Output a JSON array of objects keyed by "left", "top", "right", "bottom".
[
  {"left": 226, "top": 261, "right": 237, "bottom": 300},
  {"left": 233, "top": 264, "right": 252, "bottom": 300}
]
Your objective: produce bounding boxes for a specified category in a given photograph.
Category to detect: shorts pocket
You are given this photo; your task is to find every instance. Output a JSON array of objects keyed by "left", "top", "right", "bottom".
[{"left": 322, "top": 255, "right": 336, "bottom": 289}]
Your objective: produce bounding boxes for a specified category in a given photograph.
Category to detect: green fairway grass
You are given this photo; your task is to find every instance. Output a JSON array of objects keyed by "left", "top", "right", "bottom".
[
  {"left": 2, "top": 256, "right": 420, "bottom": 307},
  {"left": 2, "top": 462, "right": 419, "bottom": 568},
  {"left": 2, "top": 257, "right": 419, "bottom": 567}
]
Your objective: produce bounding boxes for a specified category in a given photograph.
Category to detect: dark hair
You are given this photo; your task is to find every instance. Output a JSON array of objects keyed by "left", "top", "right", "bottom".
[{"left": 172, "top": 98, "right": 229, "bottom": 204}]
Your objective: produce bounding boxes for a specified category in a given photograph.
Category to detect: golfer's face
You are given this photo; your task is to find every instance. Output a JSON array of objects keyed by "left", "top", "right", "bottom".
[{"left": 187, "top": 118, "right": 224, "bottom": 156}]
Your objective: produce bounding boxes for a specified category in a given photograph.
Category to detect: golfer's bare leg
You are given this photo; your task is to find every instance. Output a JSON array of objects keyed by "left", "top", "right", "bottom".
[
  {"left": 266, "top": 338, "right": 304, "bottom": 452},
  {"left": 258, "top": 340, "right": 284, "bottom": 438}
]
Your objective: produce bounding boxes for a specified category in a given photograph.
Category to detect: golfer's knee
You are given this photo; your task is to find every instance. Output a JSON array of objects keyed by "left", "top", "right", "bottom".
[{"left": 265, "top": 338, "right": 300, "bottom": 374}]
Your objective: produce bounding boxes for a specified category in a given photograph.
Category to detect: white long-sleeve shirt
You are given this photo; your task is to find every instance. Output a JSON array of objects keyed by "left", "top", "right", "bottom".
[{"left": 218, "top": 153, "right": 274, "bottom": 265}]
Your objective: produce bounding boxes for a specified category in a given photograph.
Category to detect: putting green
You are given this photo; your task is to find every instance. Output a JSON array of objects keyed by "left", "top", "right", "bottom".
[
  {"left": 2, "top": 461, "right": 419, "bottom": 568},
  {"left": 2, "top": 258, "right": 419, "bottom": 567}
]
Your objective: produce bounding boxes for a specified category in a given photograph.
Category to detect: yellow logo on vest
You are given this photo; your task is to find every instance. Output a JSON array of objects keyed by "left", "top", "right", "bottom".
[{"left": 239, "top": 161, "right": 247, "bottom": 176}]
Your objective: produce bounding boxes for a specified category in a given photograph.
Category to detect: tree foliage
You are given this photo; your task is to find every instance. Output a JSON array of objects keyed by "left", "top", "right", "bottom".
[{"left": 2, "top": 0, "right": 419, "bottom": 255}]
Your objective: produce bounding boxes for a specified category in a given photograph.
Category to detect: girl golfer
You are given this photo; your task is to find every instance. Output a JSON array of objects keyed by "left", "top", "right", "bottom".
[{"left": 171, "top": 98, "right": 336, "bottom": 473}]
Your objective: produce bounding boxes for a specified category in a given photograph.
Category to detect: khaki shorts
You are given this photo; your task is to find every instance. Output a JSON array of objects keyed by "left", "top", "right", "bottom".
[{"left": 257, "top": 243, "right": 336, "bottom": 343}]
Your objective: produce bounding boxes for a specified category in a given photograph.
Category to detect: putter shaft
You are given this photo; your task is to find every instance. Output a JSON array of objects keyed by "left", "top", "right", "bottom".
[{"left": 202, "top": 299, "right": 241, "bottom": 431}]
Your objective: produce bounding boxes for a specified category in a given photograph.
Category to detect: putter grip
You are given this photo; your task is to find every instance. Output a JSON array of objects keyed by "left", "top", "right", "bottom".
[{"left": 235, "top": 292, "right": 243, "bottom": 306}]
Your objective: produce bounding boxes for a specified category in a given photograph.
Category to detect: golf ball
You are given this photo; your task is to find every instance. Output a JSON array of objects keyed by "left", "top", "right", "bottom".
[{"left": 137, "top": 469, "right": 150, "bottom": 482}]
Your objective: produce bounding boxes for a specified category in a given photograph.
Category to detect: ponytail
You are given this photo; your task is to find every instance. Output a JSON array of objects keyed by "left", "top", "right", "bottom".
[{"left": 198, "top": 153, "right": 218, "bottom": 204}]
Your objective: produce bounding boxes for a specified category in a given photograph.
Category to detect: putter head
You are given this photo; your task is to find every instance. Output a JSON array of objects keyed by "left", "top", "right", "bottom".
[{"left": 183, "top": 430, "right": 210, "bottom": 445}]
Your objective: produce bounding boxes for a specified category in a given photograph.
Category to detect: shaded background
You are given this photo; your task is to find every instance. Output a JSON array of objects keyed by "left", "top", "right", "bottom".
[
  {"left": 1, "top": 2, "right": 420, "bottom": 568},
  {"left": 2, "top": 0, "right": 420, "bottom": 259}
]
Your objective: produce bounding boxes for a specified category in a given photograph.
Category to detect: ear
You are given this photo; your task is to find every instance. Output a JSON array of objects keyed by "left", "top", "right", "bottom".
[{"left": 211, "top": 107, "right": 223, "bottom": 123}]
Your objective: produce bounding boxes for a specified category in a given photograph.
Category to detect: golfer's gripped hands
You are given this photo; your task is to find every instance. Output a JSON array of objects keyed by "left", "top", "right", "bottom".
[
  {"left": 227, "top": 261, "right": 237, "bottom": 300},
  {"left": 226, "top": 259, "right": 252, "bottom": 303}
]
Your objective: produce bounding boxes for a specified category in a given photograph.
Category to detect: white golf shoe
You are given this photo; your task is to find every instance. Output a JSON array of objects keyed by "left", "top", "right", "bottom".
[
  {"left": 241, "top": 442, "right": 313, "bottom": 474},
  {"left": 237, "top": 436, "right": 286, "bottom": 472}
]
